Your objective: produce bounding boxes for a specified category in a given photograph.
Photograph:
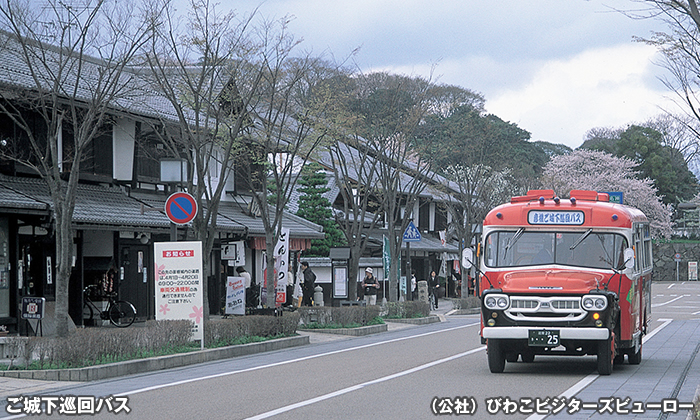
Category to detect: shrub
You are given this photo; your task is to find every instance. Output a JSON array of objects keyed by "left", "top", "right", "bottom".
[
  {"left": 24, "top": 320, "right": 193, "bottom": 369},
  {"left": 452, "top": 297, "right": 481, "bottom": 310},
  {"left": 205, "top": 313, "right": 299, "bottom": 347},
  {"left": 384, "top": 301, "right": 430, "bottom": 318},
  {"left": 297, "top": 306, "right": 381, "bottom": 327}
]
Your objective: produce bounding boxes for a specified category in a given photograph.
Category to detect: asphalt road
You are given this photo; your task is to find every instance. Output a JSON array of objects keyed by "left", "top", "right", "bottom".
[{"left": 2, "top": 281, "right": 699, "bottom": 420}]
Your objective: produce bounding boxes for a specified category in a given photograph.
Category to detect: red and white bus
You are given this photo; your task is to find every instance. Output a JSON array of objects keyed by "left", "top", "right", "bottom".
[{"left": 462, "top": 189, "right": 652, "bottom": 375}]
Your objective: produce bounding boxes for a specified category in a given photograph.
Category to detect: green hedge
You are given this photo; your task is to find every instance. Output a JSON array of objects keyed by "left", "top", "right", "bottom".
[
  {"left": 205, "top": 313, "right": 299, "bottom": 347},
  {"left": 297, "top": 306, "right": 381, "bottom": 327}
]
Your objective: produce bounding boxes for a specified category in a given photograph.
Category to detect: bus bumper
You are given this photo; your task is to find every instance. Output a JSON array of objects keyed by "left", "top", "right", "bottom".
[{"left": 482, "top": 326, "right": 609, "bottom": 341}]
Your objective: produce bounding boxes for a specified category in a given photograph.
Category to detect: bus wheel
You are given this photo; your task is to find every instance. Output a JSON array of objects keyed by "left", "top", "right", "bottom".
[
  {"left": 506, "top": 352, "right": 518, "bottom": 362},
  {"left": 487, "top": 339, "right": 506, "bottom": 373},
  {"left": 597, "top": 338, "right": 614, "bottom": 375},
  {"left": 521, "top": 349, "right": 535, "bottom": 363},
  {"left": 628, "top": 341, "right": 642, "bottom": 365}
]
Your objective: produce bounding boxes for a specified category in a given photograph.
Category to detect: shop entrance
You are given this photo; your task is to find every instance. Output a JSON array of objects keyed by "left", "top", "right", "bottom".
[{"left": 118, "top": 243, "right": 151, "bottom": 321}]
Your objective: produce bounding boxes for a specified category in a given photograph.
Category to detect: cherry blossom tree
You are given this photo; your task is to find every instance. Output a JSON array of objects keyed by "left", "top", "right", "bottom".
[{"left": 541, "top": 149, "right": 672, "bottom": 238}]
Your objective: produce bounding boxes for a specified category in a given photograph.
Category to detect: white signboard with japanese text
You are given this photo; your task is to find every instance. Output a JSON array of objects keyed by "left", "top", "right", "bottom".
[
  {"left": 154, "top": 241, "right": 204, "bottom": 341},
  {"left": 689, "top": 261, "right": 698, "bottom": 281},
  {"left": 226, "top": 276, "right": 246, "bottom": 315}
]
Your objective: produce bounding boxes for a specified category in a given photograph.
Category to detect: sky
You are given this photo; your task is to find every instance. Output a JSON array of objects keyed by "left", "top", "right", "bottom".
[{"left": 192, "top": 0, "right": 677, "bottom": 149}]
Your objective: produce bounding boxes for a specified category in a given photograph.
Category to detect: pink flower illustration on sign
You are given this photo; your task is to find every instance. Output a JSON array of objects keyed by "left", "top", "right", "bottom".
[
  {"left": 189, "top": 306, "right": 203, "bottom": 324},
  {"left": 159, "top": 304, "right": 170, "bottom": 316},
  {"left": 155, "top": 263, "right": 165, "bottom": 274}
]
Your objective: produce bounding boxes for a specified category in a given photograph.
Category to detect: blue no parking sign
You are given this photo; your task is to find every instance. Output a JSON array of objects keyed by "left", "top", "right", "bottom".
[{"left": 164, "top": 192, "right": 198, "bottom": 225}]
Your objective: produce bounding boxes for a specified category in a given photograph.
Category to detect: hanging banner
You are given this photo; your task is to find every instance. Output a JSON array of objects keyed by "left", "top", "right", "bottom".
[
  {"left": 226, "top": 276, "right": 246, "bottom": 315},
  {"left": 274, "top": 227, "right": 290, "bottom": 307},
  {"left": 383, "top": 235, "right": 391, "bottom": 275},
  {"left": 154, "top": 241, "right": 204, "bottom": 341}
]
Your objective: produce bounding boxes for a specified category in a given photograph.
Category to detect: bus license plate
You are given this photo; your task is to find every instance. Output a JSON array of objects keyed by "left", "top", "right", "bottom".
[{"left": 528, "top": 329, "right": 560, "bottom": 346}]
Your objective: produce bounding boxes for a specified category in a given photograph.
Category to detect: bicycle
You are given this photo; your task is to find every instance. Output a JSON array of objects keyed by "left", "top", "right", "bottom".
[
  {"left": 83, "top": 284, "right": 136, "bottom": 327},
  {"left": 429, "top": 289, "right": 438, "bottom": 310}
]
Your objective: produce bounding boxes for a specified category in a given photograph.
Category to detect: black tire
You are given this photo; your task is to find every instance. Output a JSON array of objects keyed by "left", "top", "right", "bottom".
[
  {"left": 597, "top": 338, "right": 614, "bottom": 375},
  {"left": 429, "top": 293, "right": 437, "bottom": 310},
  {"left": 83, "top": 302, "right": 94, "bottom": 327},
  {"left": 628, "top": 341, "right": 642, "bottom": 365},
  {"left": 506, "top": 352, "right": 519, "bottom": 363},
  {"left": 487, "top": 339, "right": 506, "bottom": 373},
  {"left": 521, "top": 350, "right": 535, "bottom": 363},
  {"left": 109, "top": 301, "right": 136, "bottom": 327}
]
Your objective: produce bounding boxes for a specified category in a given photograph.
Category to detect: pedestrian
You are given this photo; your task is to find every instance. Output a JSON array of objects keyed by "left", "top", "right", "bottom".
[
  {"left": 301, "top": 261, "right": 316, "bottom": 306},
  {"left": 411, "top": 270, "right": 417, "bottom": 300},
  {"left": 362, "top": 267, "right": 379, "bottom": 305},
  {"left": 428, "top": 270, "right": 440, "bottom": 309}
]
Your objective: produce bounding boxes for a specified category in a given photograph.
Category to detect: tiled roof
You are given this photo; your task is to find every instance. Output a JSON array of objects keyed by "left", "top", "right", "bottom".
[
  {"left": 0, "top": 174, "right": 325, "bottom": 238},
  {"left": 367, "top": 232, "right": 459, "bottom": 254},
  {"left": 0, "top": 182, "right": 48, "bottom": 213},
  {"left": 131, "top": 191, "right": 324, "bottom": 239},
  {"left": 0, "top": 174, "right": 170, "bottom": 229},
  {"left": 0, "top": 30, "right": 181, "bottom": 123}
]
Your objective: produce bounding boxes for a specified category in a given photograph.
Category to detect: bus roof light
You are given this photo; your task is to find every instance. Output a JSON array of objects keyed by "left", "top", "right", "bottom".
[
  {"left": 570, "top": 197, "right": 577, "bottom": 205},
  {"left": 496, "top": 212, "right": 503, "bottom": 219},
  {"left": 539, "top": 197, "right": 545, "bottom": 204},
  {"left": 612, "top": 214, "right": 618, "bottom": 221},
  {"left": 554, "top": 197, "right": 560, "bottom": 204}
]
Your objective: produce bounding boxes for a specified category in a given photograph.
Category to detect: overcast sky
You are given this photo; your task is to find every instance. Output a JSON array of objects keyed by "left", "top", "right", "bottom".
[{"left": 199, "top": 0, "right": 675, "bottom": 149}]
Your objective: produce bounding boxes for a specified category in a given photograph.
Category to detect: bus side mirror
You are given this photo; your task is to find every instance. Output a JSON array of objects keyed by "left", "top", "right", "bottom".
[
  {"left": 462, "top": 248, "right": 474, "bottom": 269},
  {"left": 624, "top": 248, "right": 635, "bottom": 270}
]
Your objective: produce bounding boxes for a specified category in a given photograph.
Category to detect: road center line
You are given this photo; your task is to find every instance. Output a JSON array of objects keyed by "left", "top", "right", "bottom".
[
  {"left": 245, "top": 346, "right": 487, "bottom": 420},
  {"left": 119, "top": 322, "right": 480, "bottom": 397}
]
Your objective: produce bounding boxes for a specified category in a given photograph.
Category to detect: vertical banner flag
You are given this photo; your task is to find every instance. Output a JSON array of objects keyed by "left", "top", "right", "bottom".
[
  {"left": 274, "top": 227, "right": 290, "bottom": 307},
  {"left": 382, "top": 235, "right": 391, "bottom": 276},
  {"left": 440, "top": 252, "right": 447, "bottom": 277},
  {"left": 226, "top": 276, "right": 246, "bottom": 315},
  {"left": 439, "top": 230, "right": 447, "bottom": 247},
  {"left": 154, "top": 241, "right": 204, "bottom": 341}
]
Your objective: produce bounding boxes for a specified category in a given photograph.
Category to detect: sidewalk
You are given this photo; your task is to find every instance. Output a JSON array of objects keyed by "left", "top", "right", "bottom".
[{"left": 0, "top": 299, "right": 460, "bottom": 399}]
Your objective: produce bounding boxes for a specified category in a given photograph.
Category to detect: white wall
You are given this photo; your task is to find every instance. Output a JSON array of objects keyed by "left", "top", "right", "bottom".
[{"left": 113, "top": 119, "right": 135, "bottom": 181}]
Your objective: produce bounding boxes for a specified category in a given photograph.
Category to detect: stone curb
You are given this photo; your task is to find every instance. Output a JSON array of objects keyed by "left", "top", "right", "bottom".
[
  {"left": 451, "top": 308, "right": 480, "bottom": 315},
  {"left": 383, "top": 315, "right": 441, "bottom": 325},
  {"left": 0, "top": 335, "right": 309, "bottom": 382},
  {"left": 298, "top": 323, "right": 388, "bottom": 336}
]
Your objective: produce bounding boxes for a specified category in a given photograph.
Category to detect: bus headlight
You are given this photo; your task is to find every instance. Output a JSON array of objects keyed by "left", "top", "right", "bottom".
[
  {"left": 484, "top": 294, "right": 510, "bottom": 310},
  {"left": 582, "top": 295, "right": 607, "bottom": 311}
]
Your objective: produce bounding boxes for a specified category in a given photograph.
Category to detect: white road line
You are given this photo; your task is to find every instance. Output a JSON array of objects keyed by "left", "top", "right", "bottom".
[
  {"left": 1, "top": 323, "right": 481, "bottom": 420},
  {"left": 525, "top": 319, "right": 673, "bottom": 420},
  {"left": 119, "top": 323, "right": 479, "bottom": 397},
  {"left": 668, "top": 284, "right": 675, "bottom": 289},
  {"left": 245, "top": 346, "right": 486, "bottom": 420},
  {"left": 651, "top": 295, "right": 684, "bottom": 308}
]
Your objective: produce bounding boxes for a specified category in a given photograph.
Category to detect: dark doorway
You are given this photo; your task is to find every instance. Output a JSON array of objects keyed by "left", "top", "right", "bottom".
[{"left": 118, "top": 243, "right": 151, "bottom": 322}]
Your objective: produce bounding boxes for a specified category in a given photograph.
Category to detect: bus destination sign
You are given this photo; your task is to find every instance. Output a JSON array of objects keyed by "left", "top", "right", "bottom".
[{"left": 528, "top": 210, "right": 584, "bottom": 225}]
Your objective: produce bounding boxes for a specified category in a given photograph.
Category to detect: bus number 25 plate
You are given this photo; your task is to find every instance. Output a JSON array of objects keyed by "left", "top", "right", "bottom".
[{"left": 528, "top": 329, "right": 560, "bottom": 346}]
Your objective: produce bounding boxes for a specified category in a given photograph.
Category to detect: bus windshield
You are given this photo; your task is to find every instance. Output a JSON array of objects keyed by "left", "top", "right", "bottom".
[{"left": 485, "top": 230, "right": 628, "bottom": 270}]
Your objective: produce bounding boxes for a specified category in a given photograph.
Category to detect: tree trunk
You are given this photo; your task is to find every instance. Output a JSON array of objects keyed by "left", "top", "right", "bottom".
[{"left": 54, "top": 205, "right": 74, "bottom": 337}]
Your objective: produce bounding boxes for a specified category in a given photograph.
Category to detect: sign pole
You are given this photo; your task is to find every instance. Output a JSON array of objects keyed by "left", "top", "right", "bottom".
[{"left": 406, "top": 242, "right": 411, "bottom": 301}]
